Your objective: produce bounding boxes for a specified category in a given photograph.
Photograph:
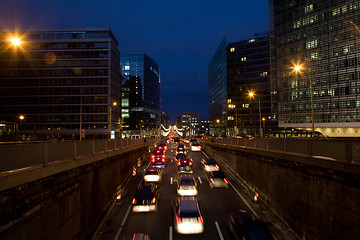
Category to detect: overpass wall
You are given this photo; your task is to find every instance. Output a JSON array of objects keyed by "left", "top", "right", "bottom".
[
  {"left": 0, "top": 142, "right": 152, "bottom": 240},
  {"left": 202, "top": 142, "right": 360, "bottom": 240}
]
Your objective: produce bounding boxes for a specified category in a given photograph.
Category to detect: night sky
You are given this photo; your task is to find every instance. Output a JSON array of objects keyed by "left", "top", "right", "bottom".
[{"left": 0, "top": 0, "right": 269, "bottom": 124}]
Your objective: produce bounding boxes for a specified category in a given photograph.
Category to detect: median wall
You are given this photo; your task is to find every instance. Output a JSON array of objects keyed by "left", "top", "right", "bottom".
[
  {"left": 0, "top": 141, "right": 154, "bottom": 240},
  {"left": 202, "top": 142, "right": 360, "bottom": 240}
]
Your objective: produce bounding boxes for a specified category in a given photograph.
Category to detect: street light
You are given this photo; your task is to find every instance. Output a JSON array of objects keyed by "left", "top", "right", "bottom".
[
  {"left": 248, "top": 91, "right": 263, "bottom": 137},
  {"left": 293, "top": 64, "right": 315, "bottom": 138},
  {"left": 109, "top": 102, "right": 117, "bottom": 139},
  {"left": 228, "top": 104, "right": 238, "bottom": 136}
]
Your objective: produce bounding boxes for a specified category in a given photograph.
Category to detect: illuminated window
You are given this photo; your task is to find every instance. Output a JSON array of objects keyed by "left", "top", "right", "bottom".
[
  {"left": 124, "top": 66, "right": 130, "bottom": 70},
  {"left": 228, "top": 116, "right": 234, "bottom": 121},
  {"left": 260, "top": 71, "right": 268, "bottom": 77},
  {"left": 305, "top": 4, "right": 313, "bottom": 13},
  {"left": 249, "top": 39, "right": 255, "bottom": 43},
  {"left": 230, "top": 47, "right": 235, "bottom": 52},
  {"left": 227, "top": 99, "right": 232, "bottom": 103},
  {"left": 242, "top": 104, "right": 249, "bottom": 108},
  {"left": 241, "top": 57, "right": 247, "bottom": 62},
  {"left": 306, "top": 40, "right": 317, "bottom": 49}
]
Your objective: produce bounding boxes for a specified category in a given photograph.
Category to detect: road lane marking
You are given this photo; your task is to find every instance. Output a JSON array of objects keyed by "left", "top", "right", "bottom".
[
  {"left": 114, "top": 203, "right": 132, "bottom": 240},
  {"left": 201, "top": 150, "right": 209, "bottom": 159},
  {"left": 169, "top": 226, "right": 173, "bottom": 240},
  {"left": 198, "top": 176, "right": 202, "bottom": 184},
  {"left": 170, "top": 177, "right": 173, "bottom": 184},
  {"left": 229, "top": 181, "right": 260, "bottom": 219},
  {"left": 215, "top": 221, "right": 224, "bottom": 240}
]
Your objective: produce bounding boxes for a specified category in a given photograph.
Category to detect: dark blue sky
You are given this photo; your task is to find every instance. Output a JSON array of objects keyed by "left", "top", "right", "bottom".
[{"left": 0, "top": 0, "right": 269, "bottom": 123}]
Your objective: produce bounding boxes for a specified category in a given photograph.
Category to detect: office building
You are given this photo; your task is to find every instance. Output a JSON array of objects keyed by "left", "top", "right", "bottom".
[
  {"left": 181, "top": 112, "right": 199, "bottom": 137},
  {"left": 209, "top": 35, "right": 273, "bottom": 137},
  {"left": 121, "top": 54, "right": 161, "bottom": 137},
  {"left": 269, "top": 0, "right": 360, "bottom": 137},
  {"left": 208, "top": 36, "right": 227, "bottom": 136},
  {"left": 227, "top": 35, "right": 274, "bottom": 136},
  {"left": 0, "top": 28, "right": 121, "bottom": 139}
]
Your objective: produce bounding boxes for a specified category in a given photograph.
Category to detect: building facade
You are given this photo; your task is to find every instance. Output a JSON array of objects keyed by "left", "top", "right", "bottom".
[
  {"left": 208, "top": 36, "right": 228, "bottom": 136},
  {"left": 269, "top": 0, "right": 360, "bottom": 137},
  {"left": 180, "top": 112, "right": 199, "bottom": 137},
  {"left": 121, "top": 54, "right": 161, "bottom": 137},
  {"left": 209, "top": 35, "right": 273, "bottom": 137},
  {"left": 0, "top": 28, "right": 121, "bottom": 139},
  {"left": 226, "top": 35, "right": 274, "bottom": 136}
]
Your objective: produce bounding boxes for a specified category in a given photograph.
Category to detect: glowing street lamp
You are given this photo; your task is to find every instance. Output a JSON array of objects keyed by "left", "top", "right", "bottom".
[
  {"left": 228, "top": 104, "right": 238, "bottom": 135},
  {"left": 10, "top": 37, "right": 22, "bottom": 47},
  {"left": 248, "top": 91, "right": 263, "bottom": 137},
  {"left": 109, "top": 102, "right": 118, "bottom": 139},
  {"left": 19, "top": 115, "right": 24, "bottom": 120},
  {"left": 293, "top": 64, "right": 315, "bottom": 137}
]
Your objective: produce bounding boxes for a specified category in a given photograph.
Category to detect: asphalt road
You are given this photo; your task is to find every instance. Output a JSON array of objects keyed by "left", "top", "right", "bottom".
[{"left": 94, "top": 141, "right": 294, "bottom": 240}]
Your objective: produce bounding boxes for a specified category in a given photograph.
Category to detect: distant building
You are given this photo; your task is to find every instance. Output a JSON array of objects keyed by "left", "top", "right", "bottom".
[
  {"left": 269, "top": 0, "right": 360, "bottom": 137},
  {"left": 181, "top": 112, "right": 199, "bottom": 137},
  {"left": 209, "top": 35, "right": 273, "bottom": 137},
  {"left": 196, "top": 120, "right": 209, "bottom": 136},
  {"left": 0, "top": 28, "right": 121, "bottom": 140},
  {"left": 121, "top": 54, "right": 161, "bottom": 137}
]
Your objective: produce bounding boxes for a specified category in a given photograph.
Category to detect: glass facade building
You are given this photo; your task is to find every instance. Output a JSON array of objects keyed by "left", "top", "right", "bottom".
[
  {"left": 208, "top": 36, "right": 227, "bottom": 136},
  {"left": 121, "top": 54, "right": 161, "bottom": 136},
  {"left": 269, "top": 0, "right": 360, "bottom": 137},
  {"left": 0, "top": 28, "right": 121, "bottom": 139}
]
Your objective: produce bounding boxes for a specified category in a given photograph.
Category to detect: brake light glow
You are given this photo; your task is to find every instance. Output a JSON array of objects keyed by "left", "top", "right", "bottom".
[
  {"left": 223, "top": 178, "right": 229, "bottom": 184},
  {"left": 152, "top": 197, "right": 156, "bottom": 204},
  {"left": 162, "top": 159, "right": 165, "bottom": 162},
  {"left": 210, "top": 178, "right": 215, "bottom": 184},
  {"left": 162, "top": 155, "right": 165, "bottom": 159},
  {"left": 132, "top": 198, "right": 136, "bottom": 204},
  {"left": 151, "top": 155, "right": 155, "bottom": 159},
  {"left": 216, "top": 164, "right": 219, "bottom": 169},
  {"left": 176, "top": 216, "right": 182, "bottom": 223},
  {"left": 189, "top": 161, "right": 192, "bottom": 166},
  {"left": 198, "top": 216, "right": 204, "bottom": 224}
]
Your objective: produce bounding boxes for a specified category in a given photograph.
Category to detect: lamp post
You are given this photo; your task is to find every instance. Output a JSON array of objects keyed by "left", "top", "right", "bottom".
[
  {"left": 109, "top": 102, "right": 117, "bottom": 139},
  {"left": 228, "top": 104, "right": 238, "bottom": 136},
  {"left": 293, "top": 64, "right": 315, "bottom": 138},
  {"left": 248, "top": 92, "right": 263, "bottom": 137}
]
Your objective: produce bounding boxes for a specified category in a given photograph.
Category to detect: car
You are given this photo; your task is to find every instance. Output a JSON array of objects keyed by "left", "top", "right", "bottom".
[
  {"left": 157, "top": 141, "right": 167, "bottom": 151},
  {"left": 177, "top": 175, "right": 198, "bottom": 196},
  {"left": 151, "top": 154, "right": 166, "bottom": 168},
  {"left": 207, "top": 170, "right": 229, "bottom": 188},
  {"left": 132, "top": 184, "right": 158, "bottom": 212},
  {"left": 144, "top": 167, "right": 162, "bottom": 182},
  {"left": 176, "top": 143, "right": 187, "bottom": 154},
  {"left": 174, "top": 152, "right": 187, "bottom": 163},
  {"left": 229, "top": 211, "right": 274, "bottom": 240},
  {"left": 177, "top": 158, "right": 193, "bottom": 173},
  {"left": 201, "top": 158, "right": 219, "bottom": 172},
  {"left": 190, "top": 138, "right": 197, "bottom": 143},
  {"left": 153, "top": 148, "right": 165, "bottom": 156},
  {"left": 174, "top": 196, "right": 204, "bottom": 234},
  {"left": 190, "top": 142, "right": 201, "bottom": 151}
]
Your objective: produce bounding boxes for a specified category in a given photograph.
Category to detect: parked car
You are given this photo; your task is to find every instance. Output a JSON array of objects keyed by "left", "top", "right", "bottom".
[{"left": 174, "top": 196, "right": 204, "bottom": 234}]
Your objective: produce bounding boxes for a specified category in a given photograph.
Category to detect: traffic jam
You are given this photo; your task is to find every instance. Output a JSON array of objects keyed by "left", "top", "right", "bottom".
[{"left": 114, "top": 135, "right": 275, "bottom": 240}]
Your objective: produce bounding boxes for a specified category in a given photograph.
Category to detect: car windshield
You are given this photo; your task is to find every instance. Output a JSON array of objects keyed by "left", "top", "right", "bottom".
[
  {"left": 146, "top": 170, "right": 159, "bottom": 175},
  {"left": 192, "top": 142, "right": 200, "bottom": 146},
  {"left": 136, "top": 186, "right": 154, "bottom": 200}
]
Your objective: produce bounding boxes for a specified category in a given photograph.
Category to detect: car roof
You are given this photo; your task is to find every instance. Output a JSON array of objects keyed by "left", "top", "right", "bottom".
[
  {"left": 210, "top": 170, "right": 225, "bottom": 178},
  {"left": 178, "top": 197, "right": 199, "bottom": 211}
]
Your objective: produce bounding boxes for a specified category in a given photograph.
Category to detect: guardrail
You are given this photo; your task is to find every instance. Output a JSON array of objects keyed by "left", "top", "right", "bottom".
[
  {"left": 201, "top": 137, "right": 360, "bottom": 163},
  {"left": 0, "top": 138, "right": 155, "bottom": 172}
]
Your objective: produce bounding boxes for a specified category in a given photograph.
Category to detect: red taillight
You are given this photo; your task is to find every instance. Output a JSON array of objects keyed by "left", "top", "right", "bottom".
[
  {"left": 151, "top": 155, "right": 155, "bottom": 159},
  {"left": 216, "top": 164, "right": 219, "bottom": 169},
  {"left": 162, "top": 155, "right": 165, "bottom": 159},
  {"left": 198, "top": 216, "right": 204, "bottom": 223},
  {"left": 176, "top": 216, "right": 182, "bottom": 223},
  {"left": 132, "top": 198, "right": 136, "bottom": 204},
  {"left": 152, "top": 159, "right": 155, "bottom": 163},
  {"left": 189, "top": 161, "right": 192, "bottom": 166},
  {"left": 151, "top": 197, "right": 156, "bottom": 204},
  {"left": 162, "top": 159, "right": 165, "bottom": 162},
  {"left": 210, "top": 178, "right": 215, "bottom": 184},
  {"left": 157, "top": 150, "right": 160, "bottom": 153},
  {"left": 223, "top": 178, "right": 229, "bottom": 184},
  {"left": 177, "top": 162, "right": 181, "bottom": 166}
]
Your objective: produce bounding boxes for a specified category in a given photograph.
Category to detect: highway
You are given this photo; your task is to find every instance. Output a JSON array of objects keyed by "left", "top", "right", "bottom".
[{"left": 94, "top": 140, "right": 288, "bottom": 240}]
